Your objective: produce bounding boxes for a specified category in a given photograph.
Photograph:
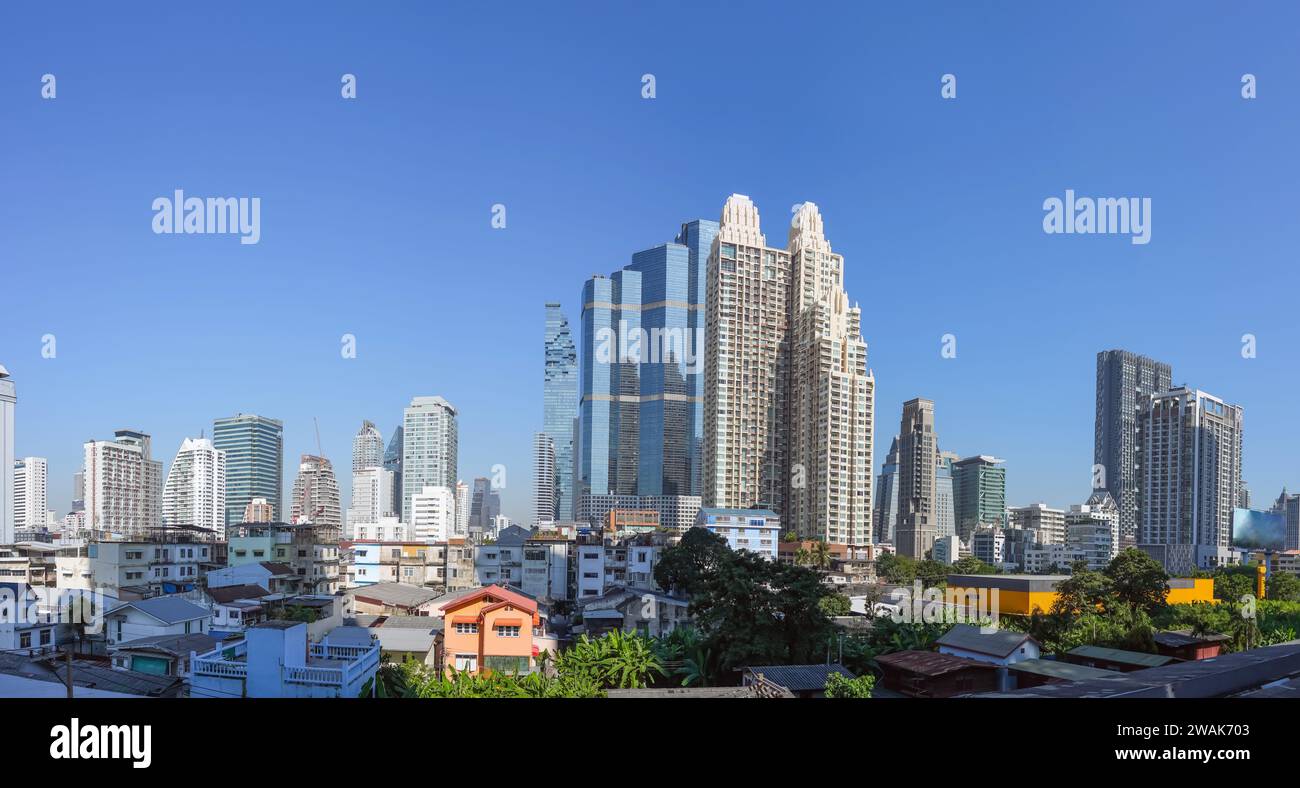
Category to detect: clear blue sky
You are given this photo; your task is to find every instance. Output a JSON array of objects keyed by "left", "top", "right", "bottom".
[{"left": 2, "top": 2, "right": 1298, "bottom": 524}]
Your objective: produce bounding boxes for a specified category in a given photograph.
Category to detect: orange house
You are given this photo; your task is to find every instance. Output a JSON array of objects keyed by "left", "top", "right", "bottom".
[{"left": 437, "top": 585, "right": 541, "bottom": 676}]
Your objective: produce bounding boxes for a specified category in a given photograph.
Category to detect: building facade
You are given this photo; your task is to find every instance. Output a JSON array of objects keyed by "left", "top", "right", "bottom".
[
  {"left": 1094, "top": 350, "right": 1172, "bottom": 546},
  {"left": 213, "top": 413, "right": 284, "bottom": 527},
  {"left": 895, "top": 399, "right": 938, "bottom": 559},
  {"left": 543, "top": 303, "right": 579, "bottom": 520},
  {"left": 161, "top": 437, "right": 226, "bottom": 536},
  {"left": 290, "top": 454, "right": 342, "bottom": 542},
  {"left": 13, "top": 456, "right": 48, "bottom": 532},
  {"left": 951, "top": 455, "right": 1006, "bottom": 540},
  {"left": 785, "top": 202, "right": 874, "bottom": 545},
  {"left": 83, "top": 429, "right": 163, "bottom": 538},
  {"left": 401, "top": 397, "right": 458, "bottom": 526},
  {"left": 1138, "top": 387, "right": 1243, "bottom": 574}
]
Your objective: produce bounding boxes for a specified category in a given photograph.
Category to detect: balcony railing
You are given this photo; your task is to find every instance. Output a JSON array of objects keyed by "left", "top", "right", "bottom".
[{"left": 192, "top": 639, "right": 248, "bottom": 678}]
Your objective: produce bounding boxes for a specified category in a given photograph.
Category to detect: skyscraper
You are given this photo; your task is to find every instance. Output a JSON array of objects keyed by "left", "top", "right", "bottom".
[
  {"left": 895, "top": 398, "right": 938, "bottom": 559},
  {"left": 162, "top": 437, "right": 226, "bottom": 535},
  {"left": 543, "top": 303, "right": 579, "bottom": 520},
  {"left": 384, "top": 425, "right": 403, "bottom": 513},
  {"left": 291, "top": 454, "right": 343, "bottom": 542},
  {"left": 14, "top": 456, "right": 48, "bottom": 531},
  {"left": 353, "top": 420, "right": 384, "bottom": 471},
  {"left": 951, "top": 455, "right": 1007, "bottom": 540},
  {"left": 1094, "top": 350, "right": 1172, "bottom": 546},
  {"left": 935, "top": 451, "right": 958, "bottom": 539},
  {"left": 71, "top": 470, "right": 84, "bottom": 513},
  {"left": 0, "top": 365, "right": 13, "bottom": 545},
  {"left": 401, "top": 397, "right": 458, "bottom": 525},
  {"left": 702, "top": 195, "right": 790, "bottom": 513},
  {"left": 468, "top": 476, "right": 499, "bottom": 539},
  {"left": 1138, "top": 387, "right": 1242, "bottom": 574},
  {"left": 83, "top": 429, "right": 163, "bottom": 538},
  {"left": 533, "top": 432, "right": 556, "bottom": 525},
  {"left": 579, "top": 218, "right": 719, "bottom": 509},
  {"left": 785, "top": 202, "right": 874, "bottom": 544},
  {"left": 874, "top": 437, "right": 901, "bottom": 544},
  {"left": 213, "top": 413, "right": 284, "bottom": 527}
]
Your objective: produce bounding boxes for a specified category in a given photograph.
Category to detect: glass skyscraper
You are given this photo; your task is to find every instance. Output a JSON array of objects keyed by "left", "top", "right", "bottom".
[
  {"left": 579, "top": 218, "right": 718, "bottom": 503},
  {"left": 401, "top": 396, "right": 457, "bottom": 525},
  {"left": 212, "top": 413, "right": 283, "bottom": 527},
  {"left": 543, "top": 303, "right": 578, "bottom": 520}
]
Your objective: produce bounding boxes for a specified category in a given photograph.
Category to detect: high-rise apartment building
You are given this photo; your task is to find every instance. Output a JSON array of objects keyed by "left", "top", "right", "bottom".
[
  {"left": 161, "top": 438, "right": 226, "bottom": 536},
  {"left": 1094, "top": 350, "right": 1172, "bottom": 546},
  {"left": 455, "top": 480, "right": 470, "bottom": 537},
  {"left": 83, "top": 429, "right": 163, "bottom": 538},
  {"left": 353, "top": 420, "right": 384, "bottom": 471},
  {"left": 951, "top": 455, "right": 1007, "bottom": 540},
  {"left": 213, "top": 413, "right": 284, "bottom": 527},
  {"left": 14, "top": 456, "right": 48, "bottom": 532},
  {"left": 401, "top": 397, "right": 457, "bottom": 526},
  {"left": 543, "top": 303, "right": 579, "bottom": 520},
  {"left": 533, "top": 432, "right": 556, "bottom": 525},
  {"left": 702, "top": 195, "right": 790, "bottom": 514},
  {"left": 0, "top": 366, "right": 14, "bottom": 545},
  {"left": 290, "top": 454, "right": 342, "bottom": 542},
  {"left": 411, "top": 485, "right": 455, "bottom": 543},
  {"left": 895, "top": 398, "right": 938, "bottom": 559},
  {"left": 243, "top": 497, "right": 274, "bottom": 523},
  {"left": 1138, "top": 387, "right": 1242, "bottom": 574},
  {"left": 347, "top": 465, "right": 395, "bottom": 535},
  {"left": 1009, "top": 502, "right": 1066, "bottom": 546},
  {"left": 785, "top": 202, "right": 874, "bottom": 544}
]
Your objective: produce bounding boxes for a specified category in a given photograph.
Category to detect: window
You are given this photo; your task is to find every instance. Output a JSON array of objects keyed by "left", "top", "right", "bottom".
[
  {"left": 455, "top": 623, "right": 478, "bottom": 635},
  {"left": 19, "top": 632, "right": 31, "bottom": 649},
  {"left": 496, "top": 626, "right": 521, "bottom": 638}
]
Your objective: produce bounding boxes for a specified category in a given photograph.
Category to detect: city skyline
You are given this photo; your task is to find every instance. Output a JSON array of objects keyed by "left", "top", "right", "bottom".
[{"left": 4, "top": 3, "right": 1298, "bottom": 529}]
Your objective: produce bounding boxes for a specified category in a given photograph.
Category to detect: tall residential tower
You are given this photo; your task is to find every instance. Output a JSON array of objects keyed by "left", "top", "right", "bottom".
[{"left": 213, "top": 413, "right": 284, "bottom": 527}]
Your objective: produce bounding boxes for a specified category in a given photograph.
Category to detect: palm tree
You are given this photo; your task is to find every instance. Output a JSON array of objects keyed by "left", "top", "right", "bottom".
[
  {"left": 810, "top": 540, "right": 832, "bottom": 570},
  {"left": 794, "top": 547, "right": 811, "bottom": 566}
]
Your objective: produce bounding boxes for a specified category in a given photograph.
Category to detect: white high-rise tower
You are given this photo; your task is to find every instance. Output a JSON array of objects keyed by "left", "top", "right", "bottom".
[{"left": 162, "top": 437, "right": 227, "bottom": 537}]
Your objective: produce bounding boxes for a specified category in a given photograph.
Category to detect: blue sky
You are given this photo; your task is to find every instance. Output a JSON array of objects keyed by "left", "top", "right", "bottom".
[{"left": 2, "top": 2, "right": 1298, "bottom": 524}]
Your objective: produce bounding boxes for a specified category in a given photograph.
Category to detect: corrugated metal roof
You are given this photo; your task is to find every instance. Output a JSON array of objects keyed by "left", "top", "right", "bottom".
[
  {"left": 1007, "top": 658, "right": 1121, "bottom": 681},
  {"left": 937, "top": 624, "right": 1037, "bottom": 659},
  {"left": 743, "top": 663, "right": 855, "bottom": 691},
  {"left": 1067, "top": 645, "right": 1174, "bottom": 667},
  {"left": 109, "top": 596, "right": 209, "bottom": 625},
  {"left": 876, "top": 650, "right": 997, "bottom": 677}
]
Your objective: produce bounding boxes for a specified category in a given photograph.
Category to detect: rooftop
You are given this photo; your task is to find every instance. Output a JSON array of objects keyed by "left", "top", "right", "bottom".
[
  {"left": 1007, "top": 658, "right": 1122, "bottom": 681},
  {"left": 107, "top": 596, "right": 210, "bottom": 625},
  {"left": 1067, "top": 645, "right": 1175, "bottom": 668},
  {"left": 351, "top": 582, "right": 442, "bottom": 609},
  {"left": 876, "top": 650, "right": 998, "bottom": 678},
  {"left": 937, "top": 624, "right": 1038, "bottom": 659},
  {"left": 743, "top": 664, "right": 855, "bottom": 692}
]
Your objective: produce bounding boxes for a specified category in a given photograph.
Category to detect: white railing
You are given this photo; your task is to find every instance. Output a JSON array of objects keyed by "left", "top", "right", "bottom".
[
  {"left": 191, "top": 640, "right": 248, "bottom": 678},
  {"left": 283, "top": 664, "right": 346, "bottom": 686},
  {"left": 311, "top": 642, "right": 374, "bottom": 660}
]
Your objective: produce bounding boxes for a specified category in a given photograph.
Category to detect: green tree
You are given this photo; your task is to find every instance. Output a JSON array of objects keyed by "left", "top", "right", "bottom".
[
  {"left": 653, "top": 526, "right": 732, "bottom": 596},
  {"left": 824, "top": 672, "right": 875, "bottom": 698},
  {"left": 1267, "top": 572, "right": 1300, "bottom": 602},
  {"left": 951, "top": 556, "right": 997, "bottom": 576},
  {"left": 1052, "top": 561, "right": 1114, "bottom": 616},
  {"left": 809, "top": 540, "right": 833, "bottom": 570},
  {"left": 1105, "top": 548, "right": 1169, "bottom": 613},
  {"left": 875, "top": 552, "right": 916, "bottom": 585},
  {"left": 819, "top": 593, "right": 852, "bottom": 617}
]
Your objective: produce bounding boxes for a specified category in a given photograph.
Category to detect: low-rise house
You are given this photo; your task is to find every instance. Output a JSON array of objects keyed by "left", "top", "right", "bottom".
[
  {"left": 190, "top": 621, "right": 379, "bottom": 698},
  {"left": 435, "top": 585, "right": 550, "bottom": 675},
  {"left": 356, "top": 614, "right": 442, "bottom": 666},
  {"left": 1153, "top": 630, "right": 1230, "bottom": 662},
  {"left": 0, "top": 652, "right": 185, "bottom": 698},
  {"left": 207, "top": 584, "right": 272, "bottom": 634},
  {"left": 741, "top": 664, "right": 856, "bottom": 698},
  {"left": 1064, "top": 645, "right": 1175, "bottom": 673},
  {"left": 0, "top": 582, "right": 59, "bottom": 656},
  {"left": 104, "top": 596, "right": 212, "bottom": 646},
  {"left": 352, "top": 582, "right": 444, "bottom": 616},
  {"left": 875, "top": 650, "right": 1000, "bottom": 697},
  {"left": 576, "top": 586, "right": 690, "bottom": 638},
  {"left": 205, "top": 562, "right": 300, "bottom": 594},
  {"left": 697, "top": 508, "right": 780, "bottom": 560},
  {"left": 935, "top": 623, "right": 1041, "bottom": 690},
  {"left": 109, "top": 632, "right": 222, "bottom": 678}
]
